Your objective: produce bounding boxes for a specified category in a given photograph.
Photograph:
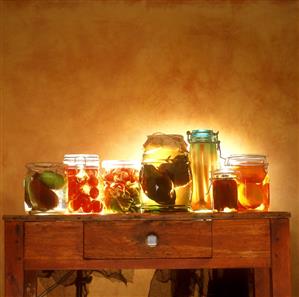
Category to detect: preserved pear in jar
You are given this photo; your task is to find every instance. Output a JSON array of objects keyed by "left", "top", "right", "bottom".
[
  {"left": 24, "top": 162, "right": 67, "bottom": 214},
  {"left": 102, "top": 160, "right": 141, "bottom": 213},
  {"left": 225, "top": 154, "right": 270, "bottom": 211},
  {"left": 187, "top": 129, "right": 220, "bottom": 211},
  {"left": 140, "top": 133, "right": 192, "bottom": 212},
  {"left": 64, "top": 154, "right": 103, "bottom": 213}
]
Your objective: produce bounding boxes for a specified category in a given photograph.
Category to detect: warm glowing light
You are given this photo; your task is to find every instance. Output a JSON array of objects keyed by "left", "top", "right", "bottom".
[{"left": 223, "top": 207, "right": 237, "bottom": 213}]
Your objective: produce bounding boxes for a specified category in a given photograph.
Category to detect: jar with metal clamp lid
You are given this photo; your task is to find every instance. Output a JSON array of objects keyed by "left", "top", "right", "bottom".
[
  {"left": 225, "top": 154, "right": 270, "bottom": 211},
  {"left": 187, "top": 129, "right": 221, "bottom": 212},
  {"left": 64, "top": 154, "right": 103, "bottom": 213}
]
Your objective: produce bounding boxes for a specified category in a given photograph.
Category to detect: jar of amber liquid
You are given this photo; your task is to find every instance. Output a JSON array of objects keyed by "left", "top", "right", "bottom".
[
  {"left": 140, "top": 133, "right": 192, "bottom": 212},
  {"left": 24, "top": 162, "right": 67, "bottom": 214},
  {"left": 63, "top": 154, "right": 103, "bottom": 213},
  {"left": 102, "top": 160, "right": 141, "bottom": 213},
  {"left": 225, "top": 155, "right": 270, "bottom": 211},
  {"left": 212, "top": 169, "right": 238, "bottom": 212}
]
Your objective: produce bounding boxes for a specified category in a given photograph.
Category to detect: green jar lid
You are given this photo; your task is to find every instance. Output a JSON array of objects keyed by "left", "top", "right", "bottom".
[{"left": 187, "top": 129, "right": 219, "bottom": 143}]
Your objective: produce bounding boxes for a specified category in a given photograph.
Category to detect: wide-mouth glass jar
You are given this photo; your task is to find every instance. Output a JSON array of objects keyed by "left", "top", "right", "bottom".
[
  {"left": 225, "top": 154, "right": 270, "bottom": 211},
  {"left": 212, "top": 168, "right": 238, "bottom": 212},
  {"left": 102, "top": 160, "right": 141, "bottom": 213},
  {"left": 140, "top": 133, "right": 192, "bottom": 212},
  {"left": 63, "top": 154, "right": 103, "bottom": 213},
  {"left": 24, "top": 162, "right": 67, "bottom": 214}
]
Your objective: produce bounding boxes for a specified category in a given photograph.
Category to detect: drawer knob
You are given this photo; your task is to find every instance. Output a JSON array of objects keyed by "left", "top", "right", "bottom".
[{"left": 146, "top": 233, "right": 158, "bottom": 247}]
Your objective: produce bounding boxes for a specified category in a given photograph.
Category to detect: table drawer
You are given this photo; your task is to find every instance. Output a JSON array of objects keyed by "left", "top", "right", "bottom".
[
  {"left": 84, "top": 220, "right": 212, "bottom": 259},
  {"left": 24, "top": 222, "right": 83, "bottom": 260}
]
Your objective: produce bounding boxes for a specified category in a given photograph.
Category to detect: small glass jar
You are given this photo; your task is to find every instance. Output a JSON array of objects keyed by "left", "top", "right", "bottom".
[
  {"left": 24, "top": 162, "right": 67, "bottom": 214},
  {"left": 63, "top": 154, "right": 103, "bottom": 213},
  {"left": 212, "top": 169, "right": 238, "bottom": 212},
  {"left": 102, "top": 160, "right": 141, "bottom": 213},
  {"left": 140, "top": 133, "right": 192, "bottom": 212},
  {"left": 225, "top": 154, "right": 270, "bottom": 211}
]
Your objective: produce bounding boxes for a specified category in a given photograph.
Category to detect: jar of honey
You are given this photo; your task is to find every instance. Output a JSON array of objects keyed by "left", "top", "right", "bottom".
[
  {"left": 63, "top": 154, "right": 103, "bottom": 213},
  {"left": 24, "top": 162, "right": 67, "bottom": 214},
  {"left": 212, "top": 168, "right": 238, "bottom": 212},
  {"left": 225, "top": 154, "right": 270, "bottom": 211},
  {"left": 102, "top": 160, "right": 141, "bottom": 213},
  {"left": 140, "top": 133, "right": 192, "bottom": 212}
]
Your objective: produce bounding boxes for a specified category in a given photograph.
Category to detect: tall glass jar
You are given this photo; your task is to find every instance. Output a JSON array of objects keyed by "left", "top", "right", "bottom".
[
  {"left": 24, "top": 162, "right": 67, "bottom": 214},
  {"left": 63, "top": 154, "right": 103, "bottom": 213},
  {"left": 102, "top": 160, "right": 141, "bottom": 213},
  {"left": 140, "top": 133, "right": 192, "bottom": 212},
  {"left": 212, "top": 168, "right": 238, "bottom": 212},
  {"left": 225, "top": 154, "right": 270, "bottom": 211},
  {"left": 187, "top": 129, "right": 220, "bottom": 211}
]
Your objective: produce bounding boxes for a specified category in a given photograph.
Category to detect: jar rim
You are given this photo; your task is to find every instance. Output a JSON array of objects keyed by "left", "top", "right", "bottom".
[
  {"left": 102, "top": 160, "right": 141, "bottom": 169},
  {"left": 26, "top": 162, "right": 64, "bottom": 170},
  {"left": 63, "top": 154, "right": 100, "bottom": 167},
  {"left": 225, "top": 154, "right": 268, "bottom": 166}
]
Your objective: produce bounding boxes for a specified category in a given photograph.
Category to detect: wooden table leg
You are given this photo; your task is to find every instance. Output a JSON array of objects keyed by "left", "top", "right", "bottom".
[
  {"left": 270, "top": 218, "right": 292, "bottom": 297},
  {"left": 5, "top": 221, "right": 24, "bottom": 297},
  {"left": 24, "top": 271, "right": 37, "bottom": 297},
  {"left": 254, "top": 268, "right": 271, "bottom": 297}
]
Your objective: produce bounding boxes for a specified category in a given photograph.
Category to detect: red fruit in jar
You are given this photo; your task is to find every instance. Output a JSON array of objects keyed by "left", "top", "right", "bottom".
[
  {"left": 69, "top": 198, "right": 81, "bottom": 211},
  {"left": 67, "top": 169, "right": 78, "bottom": 176},
  {"left": 90, "top": 187, "right": 99, "bottom": 199},
  {"left": 68, "top": 179, "right": 79, "bottom": 198},
  {"left": 81, "top": 198, "right": 92, "bottom": 213},
  {"left": 105, "top": 172, "right": 114, "bottom": 182},
  {"left": 77, "top": 192, "right": 89, "bottom": 203},
  {"left": 91, "top": 200, "right": 103, "bottom": 213},
  {"left": 86, "top": 169, "right": 98, "bottom": 177},
  {"left": 88, "top": 175, "right": 99, "bottom": 187}
]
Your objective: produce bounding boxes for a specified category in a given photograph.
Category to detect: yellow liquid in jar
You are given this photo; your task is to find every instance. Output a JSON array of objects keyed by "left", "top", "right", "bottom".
[{"left": 189, "top": 142, "right": 219, "bottom": 211}]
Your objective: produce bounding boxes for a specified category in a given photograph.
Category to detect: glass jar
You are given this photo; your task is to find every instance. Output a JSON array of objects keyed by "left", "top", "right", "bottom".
[
  {"left": 212, "top": 168, "right": 238, "bottom": 212},
  {"left": 63, "top": 154, "right": 103, "bottom": 213},
  {"left": 140, "top": 133, "right": 192, "bottom": 212},
  {"left": 225, "top": 154, "right": 270, "bottom": 211},
  {"left": 187, "top": 129, "right": 220, "bottom": 211},
  {"left": 102, "top": 160, "right": 141, "bottom": 213},
  {"left": 24, "top": 162, "right": 67, "bottom": 214}
]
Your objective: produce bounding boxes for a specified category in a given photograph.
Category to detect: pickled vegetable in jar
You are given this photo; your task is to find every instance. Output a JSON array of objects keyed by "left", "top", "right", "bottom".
[
  {"left": 140, "top": 133, "right": 192, "bottom": 212},
  {"left": 64, "top": 154, "right": 103, "bottom": 213},
  {"left": 187, "top": 129, "right": 220, "bottom": 212},
  {"left": 24, "top": 162, "right": 67, "bottom": 214},
  {"left": 225, "top": 154, "right": 270, "bottom": 211},
  {"left": 212, "top": 169, "right": 238, "bottom": 212},
  {"left": 102, "top": 160, "right": 141, "bottom": 213}
]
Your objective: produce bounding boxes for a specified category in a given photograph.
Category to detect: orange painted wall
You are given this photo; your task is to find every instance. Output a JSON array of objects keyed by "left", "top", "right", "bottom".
[{"left": 1, "top": 1, "right": 298, "bottom": 296}]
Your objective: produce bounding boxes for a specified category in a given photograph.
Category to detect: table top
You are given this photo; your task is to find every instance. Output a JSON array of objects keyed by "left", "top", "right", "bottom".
[{"left": 2, "top": 211, "right": 291, "bottom": 221}]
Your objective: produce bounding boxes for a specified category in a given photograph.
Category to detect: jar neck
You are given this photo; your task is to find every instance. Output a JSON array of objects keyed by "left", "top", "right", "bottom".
[
  {"left": 187, "top": 129, "right": 219, "bottom": 143},
  {"left": 63, "top": 154, "right": 100, "bottom": 168},
  {"left": 225, "top": 154, "right": 268, "bottom": 167}
]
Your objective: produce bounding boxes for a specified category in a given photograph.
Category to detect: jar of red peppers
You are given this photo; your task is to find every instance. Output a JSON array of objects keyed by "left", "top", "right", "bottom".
[
  {"left": 63, "top": 154, "right": 103, "bottom": 213},
  {"left": 102, "top": 160, "right": 141, "bottom": 213}
]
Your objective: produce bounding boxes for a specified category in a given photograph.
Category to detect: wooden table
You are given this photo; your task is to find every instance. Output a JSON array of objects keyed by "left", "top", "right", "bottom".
[{"left": 3, "top": 212, "right": 291, "bottom": 297}]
